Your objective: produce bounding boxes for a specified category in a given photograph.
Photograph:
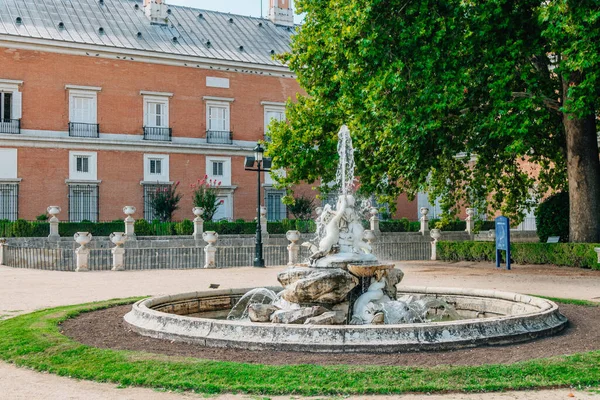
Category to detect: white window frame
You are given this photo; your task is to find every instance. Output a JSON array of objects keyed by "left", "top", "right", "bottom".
[
  {"left": 262, "top": 103, "right": 286, "bottom": 135},
  {"left": 0, "top": 79, "right": 23, "bottom": 120},
  {"left": 143, "top": 154, "right": 169, "bottom": 182},
  {"left": 206, "top": 101, "right": 230, "bottom": 132},
  {"left": 0, "top": 149, "right": 18, "bottom": 179},
  {"left": 206, "top": 156, "right": 231, "bottom": 186},
  {"left": 142, "top": 94, "right": 171, "bottom": 128},
  {"left": 69, "top": 151, "right": 97, "bottom": 181},
  {"left": 265, "top": 189, "right": 287, "bottom": 222},
  {"left": 68, "top": 89, "right": 98, "bottom": 124}
]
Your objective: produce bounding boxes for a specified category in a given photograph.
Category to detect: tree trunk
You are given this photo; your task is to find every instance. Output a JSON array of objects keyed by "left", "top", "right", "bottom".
[{"left": 562, "top": 74, "right": 600, "bottom": 243}]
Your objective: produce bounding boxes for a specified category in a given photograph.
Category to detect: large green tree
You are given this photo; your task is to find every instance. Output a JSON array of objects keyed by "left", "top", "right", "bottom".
[{"left": 268, "top": 0, "right": 600, "bottom": 242}]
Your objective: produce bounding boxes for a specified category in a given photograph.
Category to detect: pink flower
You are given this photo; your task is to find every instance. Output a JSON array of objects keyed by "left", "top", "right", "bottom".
[
  {"left": 175, "top": 181, "right": 180, "bottom": 186},
  {"left": 220, "top": 199, "right": 225, "bottom": 204},
  {"left": 218, "top": 181, "right": 222, "bottom": 186},
  {"left": 191, "top": 184, "right": 196, "bottom": 189},
  {"left": 204, "top": 174, "right": 208, "bottom": 179}
]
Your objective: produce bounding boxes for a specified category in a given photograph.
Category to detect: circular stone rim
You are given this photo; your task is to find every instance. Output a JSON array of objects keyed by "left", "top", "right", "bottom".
[{"left": 124, "top": 286, "right": 568, "bottom": 353}]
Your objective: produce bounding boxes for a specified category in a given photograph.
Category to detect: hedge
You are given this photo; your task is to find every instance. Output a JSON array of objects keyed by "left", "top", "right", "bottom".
[{"left": 438, "top": 241, "right": 600, "bottom": 270}]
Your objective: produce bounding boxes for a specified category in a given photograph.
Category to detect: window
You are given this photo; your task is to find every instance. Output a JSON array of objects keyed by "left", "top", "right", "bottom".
[
  {"left": 208, "top": 104, "right": 229, "bottom": 131},
  {"left": 69, "top": 151, "right": 97, "bottom": 181},
  {"left": 149, "top": 159, "right": 162, "bottom": 175},
  {"left": 0, "top": 184, "right": 18, "bottom": 221},
  {"left": 1, "top": 92, "right": 12, "bottom": 120},
  {"left": 69, "top": 92, "right": 97, "bottom": 124},
  {"left": 212, "top": 161, "right": 224, "bottom": 176},
  {"left": 142, "top": 93, "right": 171, "bottom": 128},
  {"left": 68, "top": 184, "right": 99, "bottom": 222},
  {"left": 262, "top": 102, "right": 286, "bottom": 141},
  {"left": 143, "top": 183, "right": 171, "bottom": 221},
  {"left": 212, "top": 196, "right": 229, "bottom": 221},
  {"left": 143, "top": 154, "right": 169, "bottom": 182},
  {"left": 266, "top": 190, "right": 287, "bottom": 221},
  {"left": 206, "top": 157, "right": 231, "bottom": 186}
]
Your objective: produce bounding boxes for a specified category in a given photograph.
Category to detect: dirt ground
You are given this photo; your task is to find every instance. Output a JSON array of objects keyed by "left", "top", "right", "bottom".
[
  {"left": 1, "top": 260, "right": 600, "bottom": 399},
  {"left": 62, "top": 303, "right": 599, "bottom": 367}
]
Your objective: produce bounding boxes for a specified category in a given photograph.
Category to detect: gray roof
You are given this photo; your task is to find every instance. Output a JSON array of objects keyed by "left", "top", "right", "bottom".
[{"left": 0, "top": 0, "right": 294, "bottom": 68}]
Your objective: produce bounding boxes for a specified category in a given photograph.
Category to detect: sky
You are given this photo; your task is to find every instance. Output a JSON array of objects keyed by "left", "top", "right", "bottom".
[{"left": 166, "top": 0, "right": 305, "bottom": 23}]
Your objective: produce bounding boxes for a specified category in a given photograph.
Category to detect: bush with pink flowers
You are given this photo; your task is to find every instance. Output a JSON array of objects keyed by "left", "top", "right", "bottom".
[{"left": 191, "top": 175, "right": 224, "bottom": 221}]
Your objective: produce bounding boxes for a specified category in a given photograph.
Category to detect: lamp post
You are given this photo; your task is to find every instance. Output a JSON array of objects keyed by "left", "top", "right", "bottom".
[{"left": 245, "top": 144, "right": 271, "bottom": 268}]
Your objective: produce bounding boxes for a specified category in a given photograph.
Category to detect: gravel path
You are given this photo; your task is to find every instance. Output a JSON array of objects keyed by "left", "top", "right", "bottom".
[{"left": 1, "top": 260, "right": 599, "bottom": 399}]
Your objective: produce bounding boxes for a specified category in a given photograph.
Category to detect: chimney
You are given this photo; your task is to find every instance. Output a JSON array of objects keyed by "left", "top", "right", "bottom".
[
  {"left": 268, "top": 0, "right": 294, "bottom": 27},
  {"left": 144, "top": 0, "right": 168, "bottom": 25}
]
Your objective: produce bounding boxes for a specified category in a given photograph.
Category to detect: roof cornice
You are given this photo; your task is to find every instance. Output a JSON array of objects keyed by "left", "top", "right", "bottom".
[{"left": 0, "top": 35, "right": 297, "bottom": 79}]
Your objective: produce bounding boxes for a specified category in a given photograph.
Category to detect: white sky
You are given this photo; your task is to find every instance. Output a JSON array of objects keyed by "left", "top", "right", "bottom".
[{"left": 166, "top": 0, "right": 305, "bottom": 23}]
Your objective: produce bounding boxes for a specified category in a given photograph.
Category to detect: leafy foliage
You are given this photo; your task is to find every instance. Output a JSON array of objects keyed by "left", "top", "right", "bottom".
[
  {"left": 438, "top": 241, "right": 599, "bottom": 269},
  {"left": 151, "top": 182, "right": 182, "bottom": 222},
  {"left": 287, "top": 195, "right": 315, "bottom": 220},
  {"left": 267, "top": 0, "right": 600, "bottom": 233},
  {"left": 191, "top": 176, "right": 223, "bottom": 221},
  {"left": 536, "top": 192, "right": 570, "bottom": 243},
  {"left": 133, "top": 219, "right": 153, "bottom": 236},
  {"left": 174, "top": 219, "right": 194, "bottom": 236}
]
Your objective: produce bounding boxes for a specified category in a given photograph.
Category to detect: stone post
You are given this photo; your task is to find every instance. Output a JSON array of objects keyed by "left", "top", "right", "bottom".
[
  {"left": 0, "top": 238, "right": 6, "bottom": 266},
  {"left": 369, "top": 207, "right": 380, "bottom": 234},
  {"left": 192, "top": 207, "right": 204, "bottom": 241},
  {"left": 430, "top": 228, "right": 441, "bottom": 260},
  {"left": 74, "top": 232, "right": 92, "bottom": 272},
  {"left": 595, "top": 247, "right": 600, "bottom": 264},
  {"left": 260, "top": 206, "right": 268, "bottom": 235},
  {"left": 286, "top": 230, "right": 301, "bottom": 266},
  {"left": 202, "top": 231, "right": 218, "bottom": 268},
  {"left": 419, "top": 207, "right": 429, "bottom": 236},
  {"left": 47, "top": 206, "right": 61, "bottom": 241},
  {"left": 465, "top": 208, "right": 475, "bottom": 235},
  {"left": 110, "top": 232, "right": 126, "bottom": 271},
  {"left": 123, "top": 206, "right": 136, "bottom": 240}
]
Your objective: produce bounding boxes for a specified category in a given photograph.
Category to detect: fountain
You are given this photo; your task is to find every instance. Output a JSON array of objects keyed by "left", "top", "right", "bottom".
[{"left": 124, "top": 125, "right": 567, "bottom": 352}]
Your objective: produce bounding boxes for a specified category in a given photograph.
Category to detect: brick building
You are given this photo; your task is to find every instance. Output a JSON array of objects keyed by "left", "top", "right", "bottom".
[{"left": 0, "top": 0, "right": 417, "bottom": 223}]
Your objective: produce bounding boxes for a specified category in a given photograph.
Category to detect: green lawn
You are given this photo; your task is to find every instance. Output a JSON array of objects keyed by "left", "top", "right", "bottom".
[{"left": 0, "top": 298, "right": 598, "bottom": 396}]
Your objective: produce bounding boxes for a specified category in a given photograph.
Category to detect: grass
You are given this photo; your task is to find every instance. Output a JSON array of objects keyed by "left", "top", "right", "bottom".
[{"left": 0, "top": 297, "right": 598, "bottom": 396}]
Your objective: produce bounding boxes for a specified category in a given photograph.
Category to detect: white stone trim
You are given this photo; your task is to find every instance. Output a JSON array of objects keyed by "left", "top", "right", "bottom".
[
  {"left": 261, "top": 101, "right": 286, "bottom": 107},
  {"left": 0, "top": 130, "right": 259, "bottom": 155},
  {"left": 139, "top": 180, "right": 174, "bottom": 186},
  {"left": 69, "top": 151, "right": 98, "bottom": 181},
  {"left": 143, "top": 154, "right": 170, "bottom": 182},
  {"left": 202, "top": 96, "right": 235, "bottom": 103},
  {"left": 0, "top": 35, "right": 296, "bottom": 78},
  {"left": 0, "top": 178, "right": 21, "bottom": 183},
  {"left": 206, "top": 77, "right": 230, "bottom": 89},
  {"left": 206, "top": 156, "right": 232, "bottom": 186},
  {"left": 65, "top": 85, "right": 101, "bottom": 91},
  {"left": 0, "top": 148, "right": 18, "bottom": 179},
  {"left": 65, "top": 179, "right": 101, "bottom": 184},
  {"left": 140, "top": 91, "right": 174, "bottom": 97}
]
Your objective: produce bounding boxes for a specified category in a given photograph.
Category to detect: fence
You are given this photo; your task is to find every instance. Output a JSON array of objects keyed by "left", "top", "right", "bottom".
[{"left": 1, "top": 241, "right": 430, "bottom": 271}]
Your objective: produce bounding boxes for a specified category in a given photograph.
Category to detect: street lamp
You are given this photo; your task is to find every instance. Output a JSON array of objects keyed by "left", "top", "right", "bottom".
[{"left": 244, "top": 144, "right": 271, "bottom": 267}]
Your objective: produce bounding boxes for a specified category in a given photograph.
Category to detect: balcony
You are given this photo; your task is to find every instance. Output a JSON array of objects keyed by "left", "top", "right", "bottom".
[
  {"left": 206, "top": 130, "right": 233, "bottom": 144},
  {"left": 143, "top": 126, "right": 172, "bottom": 141},
  {"left": 0, "top": 119, "right": 20, "bottom": 134},
  {"left": 69, "top": 122, "right": 99, "bottom": 138}
]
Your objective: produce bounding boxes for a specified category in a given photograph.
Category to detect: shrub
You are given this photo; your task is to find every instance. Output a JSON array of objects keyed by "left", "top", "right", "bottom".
[
  {"left": 174, "top": 219, "right": 194, "bottom": 235},
  {"left": 151, "top": 182, "right": 182, "bottom": 222},
  {"left": 191, "top": 176, "right": 223, "bottom": 221},
  {"left": 11, "top": 219, "right": 34, "bottom": 237},
  {"left": 437, "top": 241, "right": 599, "bottom": 270},
  {"left": 134, "top": 219, "right": 154, "bottom": 236},
  {"left": 287, "top": 195, "right": 315, "bottom": 221},
  {"left": 36, "top": 213, "right": 49, "bottom": 221},
  {"left": 536, "top": 192, "right": 569, "bottom": 243}
]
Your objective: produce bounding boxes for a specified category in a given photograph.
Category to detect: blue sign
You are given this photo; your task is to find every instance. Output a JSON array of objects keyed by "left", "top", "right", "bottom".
[{"left": 495, "top": 216, "right": 511, "bottom": 270}]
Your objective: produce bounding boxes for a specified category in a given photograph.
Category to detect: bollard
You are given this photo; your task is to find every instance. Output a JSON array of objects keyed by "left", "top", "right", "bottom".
[
  {"left": 595, "top": 248, "right": 600, "bottom": 264},
  {"left": 123, "top": 206, "right": 136, "bottom": 240},
  {"left": 286, "top": 230, "right": 301, "bottom": 265},
  {"left": 419, "top": 207, "right": 429, "bottom": 236},
  {"left": 192, "top": 207, "right": 204, "bottom": 241},
  {"left": 110, "top": 232, "right": 126, "bottom": 271},
  {"left": 465, "top": 208, "right": 475, "bottom": 235},
  {"left": 369, "top": 207, "right": 380, "bottom": 234},
  {"left": 0, "top": 238, "right": 6, "bottom": 266},
  {"left": 430, "top": 228, "right": 441, "bottom": 260},
  {"left": 47, "top": 206, "right": 61, "bottom": 241},
  {"left": 74, "top": 232, "right": 92, "bottom": 272},
  {"left": 203, "top": 231, "right": 218, "bottom": 268}
]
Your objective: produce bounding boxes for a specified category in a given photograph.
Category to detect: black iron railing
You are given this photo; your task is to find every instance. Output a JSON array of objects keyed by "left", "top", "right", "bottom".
[
  {"left": 0, "top": 119, "right": 20, "bottom": 134},
  {"left": 206, "top": 130, "right": 233, "bottom": 144},
  {"left": 0, "top": 183, "right": 19, "bottom": 221},
  {"left": 69, "top": 122, "right": 99, "bottom": 138},
  {"left": 68, "top": 184, "right": 99, "bottom": 222},
  {"left": 143, "top": 126, "right": 172, "bottom": 141}
]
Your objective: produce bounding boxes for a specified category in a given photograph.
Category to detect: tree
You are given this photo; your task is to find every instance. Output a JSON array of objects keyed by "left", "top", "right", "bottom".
[
  {"left": 267, "top": 0, "right": 600, "bottom": 242},
  {"left": 191, "top": 176, "right": 224, "bottom": 221},
  {"left": 151, "top": 182, "right": 182, "bottom": 222},
  {"left": 287, "top": 194, "right": 315, "bottom": 220}
]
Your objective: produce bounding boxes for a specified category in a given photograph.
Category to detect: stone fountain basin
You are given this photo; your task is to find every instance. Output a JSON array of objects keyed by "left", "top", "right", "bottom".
[{"left": 124, "top": 286, "right": 567, "bottom": 353}]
